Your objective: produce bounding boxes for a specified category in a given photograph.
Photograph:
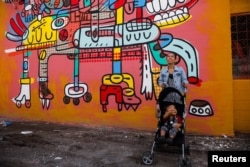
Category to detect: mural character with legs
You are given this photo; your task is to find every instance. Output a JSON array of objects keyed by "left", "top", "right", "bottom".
[{"left": 5, "top": 0, "right": 207, "bottom": 114}]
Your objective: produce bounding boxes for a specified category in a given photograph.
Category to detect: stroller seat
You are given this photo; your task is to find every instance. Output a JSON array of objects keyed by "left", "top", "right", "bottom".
[
  {"left": 142, "top": 87, "right": 191, "bottom": 166},
  {"left": 157, "top": 87, "right": 185, "bottom": 146}
]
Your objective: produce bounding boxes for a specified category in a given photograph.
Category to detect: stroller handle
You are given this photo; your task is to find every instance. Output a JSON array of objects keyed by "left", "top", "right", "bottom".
[{"left": 158, "top": 87, "right": 185, "bottom": 102}]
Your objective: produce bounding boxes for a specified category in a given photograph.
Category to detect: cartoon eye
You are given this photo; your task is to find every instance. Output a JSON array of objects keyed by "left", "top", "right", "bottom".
[
  {"left": 55, "top": 18, "right": 64, "bottom": 27},
  {"left": 23, "top": 30, "right": 29, "bottom": 40},
  {"left": 52, "top": 17, "right": 69, "bottom": 30}
]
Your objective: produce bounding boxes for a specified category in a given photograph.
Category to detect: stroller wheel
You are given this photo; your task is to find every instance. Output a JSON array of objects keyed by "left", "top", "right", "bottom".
[
  {"left": 142, "top": 151, "right": 154, "bottom": 165},
  {"left": 178, "top": 156, "right": 192, "bottom": 167}
]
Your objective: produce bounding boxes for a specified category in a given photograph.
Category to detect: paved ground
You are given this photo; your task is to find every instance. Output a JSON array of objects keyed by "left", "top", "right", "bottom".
[{"left": 0, "top": 120, "right": 250, "bottom": 167}]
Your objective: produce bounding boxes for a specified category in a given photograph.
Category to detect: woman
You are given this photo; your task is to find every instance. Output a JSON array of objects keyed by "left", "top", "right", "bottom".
[
  {"left": 155, "top": 52, "right": 188, "bottom": 118},
  {"left": 158, "top": 52, "right": 188, "bottom": 95}
]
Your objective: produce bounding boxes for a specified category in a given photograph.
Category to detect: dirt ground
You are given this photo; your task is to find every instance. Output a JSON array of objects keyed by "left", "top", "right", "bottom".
[{"left": 0, "top": 120, "right": 250, "bottom": 167}]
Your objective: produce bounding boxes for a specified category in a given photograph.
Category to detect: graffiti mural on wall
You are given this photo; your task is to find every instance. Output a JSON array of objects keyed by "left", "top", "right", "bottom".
[{"left": 4, "top": 0, "right": 212, "bottom": 116}]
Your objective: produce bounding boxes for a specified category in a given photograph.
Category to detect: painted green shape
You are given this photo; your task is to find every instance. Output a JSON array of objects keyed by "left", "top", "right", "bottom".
[
  {"left": 148, "top": 42, "right": 168, "bottom": 66},
  {"left": 84, "top": 0, "right": 91, "bottom": 7},
  {"left": 74, "top": 49, "right": 79, "bottom": 76},
  {"left": 25, "top": 51, "right": 32, "bottom": 57}
]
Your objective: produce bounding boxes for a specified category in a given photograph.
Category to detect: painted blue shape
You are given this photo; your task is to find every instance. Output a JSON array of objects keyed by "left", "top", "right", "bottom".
[
  {"left": 159, "top": 34, "right": 173, "bottom": 48},
  {"left": 113, "top": 61, "right": 121, "bottom": 74},
  {"left": 23, "top": 61, "right": 28, "bottom": 71},
  {"left": 134, "top": 0, "right": 146, "bottom": 7},
  {"left": 108, "top": 0, "right": 117, "bottom": 9}
]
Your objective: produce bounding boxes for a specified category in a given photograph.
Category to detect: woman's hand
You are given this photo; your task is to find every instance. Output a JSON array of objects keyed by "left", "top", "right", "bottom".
[{"left": 182, "top": 82, "right": 188, "bottom": 88}]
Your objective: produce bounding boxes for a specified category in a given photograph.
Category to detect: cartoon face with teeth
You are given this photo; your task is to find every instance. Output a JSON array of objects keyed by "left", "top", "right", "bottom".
[{"left": 146, "top": 0, "right": 198, "bottom": 27}]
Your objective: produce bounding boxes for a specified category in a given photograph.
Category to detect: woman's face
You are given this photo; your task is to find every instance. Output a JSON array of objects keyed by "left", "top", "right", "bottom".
[{"left": 166, "top": 53, "right": 176, "bottom": 64}]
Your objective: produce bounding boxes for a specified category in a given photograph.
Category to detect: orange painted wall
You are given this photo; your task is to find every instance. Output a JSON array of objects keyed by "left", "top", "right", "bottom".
[{"left": 0, "top": 0, "right": 234, "bottom": 136}]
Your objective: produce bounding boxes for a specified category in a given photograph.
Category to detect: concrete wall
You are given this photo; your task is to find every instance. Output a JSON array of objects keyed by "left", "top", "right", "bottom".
[{"left": 0, "top": 0, "right": 235, "bottom": 136}]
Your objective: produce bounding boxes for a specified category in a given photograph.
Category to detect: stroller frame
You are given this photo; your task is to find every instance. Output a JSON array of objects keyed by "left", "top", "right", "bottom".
[{"left": 142, "top": 87, "right": 191, "bottom": 166}]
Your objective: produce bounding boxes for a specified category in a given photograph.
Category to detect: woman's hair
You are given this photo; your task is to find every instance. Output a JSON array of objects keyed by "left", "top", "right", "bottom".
[{"left": 166, "top": 52, "right": 177, "bottom": 58}]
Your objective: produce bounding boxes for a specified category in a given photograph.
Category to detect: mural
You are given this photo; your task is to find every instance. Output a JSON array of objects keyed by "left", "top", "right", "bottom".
[{"left": 3, "top": 0, "right": 215, "bottom": 118}]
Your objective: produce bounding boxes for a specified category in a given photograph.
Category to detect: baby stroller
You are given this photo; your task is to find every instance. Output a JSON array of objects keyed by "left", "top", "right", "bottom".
[{"left": 142, "top": 87, "right": 191, "bottom": 167}]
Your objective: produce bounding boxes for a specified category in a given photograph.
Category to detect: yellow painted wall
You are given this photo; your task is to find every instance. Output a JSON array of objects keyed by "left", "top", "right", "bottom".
[
  {"left": 230, "top": 0, "right": 250, "bottom": 14},
  {"left": 0, "top": 0, "right": 236, "bottom": 136},
  {"left": 233, "top": 81, "right": 250, "bottom": 133},
  {"left": 231, "top": 0, "right": 250, "bottom": 133}
]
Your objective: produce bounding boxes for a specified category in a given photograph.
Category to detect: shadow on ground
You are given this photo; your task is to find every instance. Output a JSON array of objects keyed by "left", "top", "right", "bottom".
[{"left": 0, "top": 121, "right": 249, "bottom": 167}]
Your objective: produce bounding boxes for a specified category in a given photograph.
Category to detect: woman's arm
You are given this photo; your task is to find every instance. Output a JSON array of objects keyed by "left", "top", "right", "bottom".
[
  {"left": 158, "top": 68, "right": 168, "bottom": 88},
  {"left": 180, "top": 67, "right": 188, "bottom": 88}
]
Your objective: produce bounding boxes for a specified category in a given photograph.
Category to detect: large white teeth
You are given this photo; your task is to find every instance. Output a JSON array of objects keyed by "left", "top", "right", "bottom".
[
  {"left": 176, "top": 8, "right": 185, "bottom": 21},
  {"left": 168, "top": 0, "right": 176, "bottom": 7},
  {"left": 169, "top": 11, "right": 175, "bottom": 17},
  {"left": 165, "top": 18, "right": 174, "bottom": 25},
  {"left": 153, "top": 7, "right": 190, "bottom": 26},
  {"left": 160, "top": 0, "right": 168, "bottom": 11},
  {"left": 146, "top": 0, "right": 190, "bottom": 26},
  {"left": 183, "top": 6, "right": 188, "bottom": 13},
  {"left": 146, "top": 0, "right": 187, "bottom": 13},
  {"left": 177, "top": 0, "right": 185, "bottom": 3},
  {"left": 176, "top": 9, "right": 183, "bottom": 15},
  {"left": 146, "top": 2, "right": 154, "bottom": 13},
  {"left": 154, "top": 15, "right": 162, "bottom": 21},
  {"left": 163, "top": 13, "right": 169, "bottom": 19},
  {"left": 147, "top": 0, "right": 174, "bottom": 13},
  {"left": 152, "top": 0, "right": 161, "bottom": 12}
]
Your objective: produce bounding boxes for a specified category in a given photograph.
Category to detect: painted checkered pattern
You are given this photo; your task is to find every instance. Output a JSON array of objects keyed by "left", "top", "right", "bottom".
[{"left": 152, "top": 67, "right": 162, "bottom": 100}]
